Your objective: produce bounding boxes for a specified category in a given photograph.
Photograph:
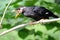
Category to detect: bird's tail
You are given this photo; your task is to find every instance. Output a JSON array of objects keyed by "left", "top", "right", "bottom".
[{"left": 52, "top": 15, "right": 59, "bottom": 18}]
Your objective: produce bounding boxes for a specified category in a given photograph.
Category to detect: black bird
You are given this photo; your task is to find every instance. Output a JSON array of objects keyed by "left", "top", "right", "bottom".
[{"left": 15, "top": 6, "right": 58, "bottom": 21}]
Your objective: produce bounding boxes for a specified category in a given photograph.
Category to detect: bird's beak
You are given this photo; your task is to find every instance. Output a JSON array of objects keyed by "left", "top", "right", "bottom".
[
  {"left": 12, "top": 10, "right": 21, "bottom": 18},
  {"left": 15, "top": 13, "right": 20, "bottom": 18},
  {"left": 12, "top": 10, "right": 19, "bottom": 18},
  {"left": 15, "top": 10, "right": 22, "bottom": 18}
]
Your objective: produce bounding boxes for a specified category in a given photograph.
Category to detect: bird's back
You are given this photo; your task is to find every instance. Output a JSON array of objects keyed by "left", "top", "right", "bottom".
[{"left": 22, "top": 6, "right": 58, "bottom": 21}]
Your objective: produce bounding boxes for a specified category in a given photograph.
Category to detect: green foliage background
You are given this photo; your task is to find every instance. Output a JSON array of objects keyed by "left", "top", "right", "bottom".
[{"left": 0, "top": 0, "right": 60, "bottom": 40}]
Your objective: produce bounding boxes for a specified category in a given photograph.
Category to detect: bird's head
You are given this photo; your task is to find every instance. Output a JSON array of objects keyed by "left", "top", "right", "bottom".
[{"left": 14, "top": 6, "right": 26, "bottom": 18}]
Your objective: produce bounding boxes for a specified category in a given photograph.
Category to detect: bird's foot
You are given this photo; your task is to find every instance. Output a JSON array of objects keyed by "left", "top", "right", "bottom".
[
  {"left": 39, "top": 19, "right": 48, "bottom": 24},
  {"left": 29, "top": 21, "right": 35, "bottom": 25}
]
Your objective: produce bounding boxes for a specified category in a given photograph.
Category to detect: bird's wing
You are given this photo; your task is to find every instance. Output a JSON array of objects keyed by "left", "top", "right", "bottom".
[{"left": 33, "top": 7, "right": 47, "bottom": 14}]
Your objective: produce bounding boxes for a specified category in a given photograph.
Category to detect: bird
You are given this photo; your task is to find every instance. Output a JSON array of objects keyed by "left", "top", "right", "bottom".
[{"left": 15, "top": 6, "right": 59, "bottom": 21}]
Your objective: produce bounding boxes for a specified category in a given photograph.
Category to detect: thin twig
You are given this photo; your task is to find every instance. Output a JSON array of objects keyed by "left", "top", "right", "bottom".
[
  {"left": 0, "top": 0, "right": 13, "bottom": 27},
  {"left": 0, "top": 24, "right": 28, "bottom": 36},
  {"left": 0, "top": 18, "right": 60, "bottom": 36}
]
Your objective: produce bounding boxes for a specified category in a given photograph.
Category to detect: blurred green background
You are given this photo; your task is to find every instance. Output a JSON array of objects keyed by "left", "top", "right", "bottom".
[{"left": 0, "top": 0, "right": 60, "bottom": 40}]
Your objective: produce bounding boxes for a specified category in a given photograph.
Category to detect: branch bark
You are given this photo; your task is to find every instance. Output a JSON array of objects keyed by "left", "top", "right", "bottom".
[{"left": 0, "top": 18, "right": 60, "bottom": 36}]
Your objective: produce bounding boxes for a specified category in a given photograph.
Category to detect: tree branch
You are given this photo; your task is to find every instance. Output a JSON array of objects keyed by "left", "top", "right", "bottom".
[{"left": 0, "top": 18, "right": 60, "bottom": 36}]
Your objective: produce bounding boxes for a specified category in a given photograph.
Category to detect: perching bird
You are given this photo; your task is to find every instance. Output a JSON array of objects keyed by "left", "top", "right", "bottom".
[{"left": 15, "top": 6, "right": 58, "bottom": 21}]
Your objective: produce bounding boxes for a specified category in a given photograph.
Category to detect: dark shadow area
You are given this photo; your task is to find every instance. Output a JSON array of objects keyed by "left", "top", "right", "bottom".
[
  {"left": 18, "top": 28, "right": 29, "bottom": 39},
  {"left": 47, "top": 36, "right": 55, "bottom": 40},
  {"left": 2, "top": 24, "right": 11, "bottom": 29},
  {"left": 18, "top": 28, "right": 43, "bottom": 39},
  {"left": 44, "top": 22, "right": 60, "bottom": 30},
  {"left": 34, "top": 31, "right": 42, "bottom": 37}
]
